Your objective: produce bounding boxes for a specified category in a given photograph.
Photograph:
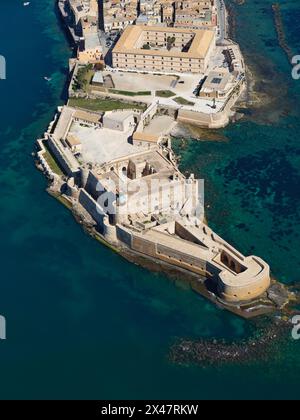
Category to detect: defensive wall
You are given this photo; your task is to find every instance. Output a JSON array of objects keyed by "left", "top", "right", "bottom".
[{"left": 115, "top": 221, "right": 271, "bottom": 303}]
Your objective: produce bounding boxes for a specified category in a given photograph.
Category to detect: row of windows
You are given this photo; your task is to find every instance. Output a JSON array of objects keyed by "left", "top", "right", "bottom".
[
  {"left": 144, "top": 31, "right": 192, "bottom": 37},
  {"left": 119, "top": 58, "right": 200, "bottom": 64},
  {"left": 115, "top": 60, "right": 202, "bottom": 67},
  {"left": 115, "top": 54, "right": 200, "bottom": 63},
  {"left": 144, "top": 36, "right": 193, "bottom": 41},
  {"left": 118, "top": 62, "right": 198, "bottom": 68},
  {"left": 142, "top": 42, "right": 191, "bottom": 48},
  {"left": 115, "top": 64, "right": 200, "bottom": 71}
]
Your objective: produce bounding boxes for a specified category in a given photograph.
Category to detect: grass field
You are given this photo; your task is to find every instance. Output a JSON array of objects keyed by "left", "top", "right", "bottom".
[
  {"left": 174, "top": 97, "right": 195, "bottom": 106},
  {"left": 109, "top": 89, "right": 151, "bottom": 97},
  {"left": 68, "top": 97, "right": 146, "bottom": 112},
  {"left": 156, "top": 90, "right": 175, "bottom": 98},
  {"left": 43, "top": 143, "right": 64, "bottom": 176}
]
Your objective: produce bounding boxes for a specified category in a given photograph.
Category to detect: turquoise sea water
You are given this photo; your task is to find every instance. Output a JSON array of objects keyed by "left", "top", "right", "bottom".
[{"left": 0, "top": 0, "right": 299, "bottom": 400}]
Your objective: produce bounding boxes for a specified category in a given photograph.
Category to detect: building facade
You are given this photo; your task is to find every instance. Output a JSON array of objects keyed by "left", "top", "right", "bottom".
[{"left": 112, "top": 25, "right": 216, "bottom": 74}]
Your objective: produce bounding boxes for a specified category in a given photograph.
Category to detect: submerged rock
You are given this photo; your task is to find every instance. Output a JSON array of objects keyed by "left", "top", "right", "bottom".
[
  {"left": 169, "top": 317, "right": 290, "bottom": 366},
  {"left": 267, "top": 283, "right": 290, "bottom": 308}
]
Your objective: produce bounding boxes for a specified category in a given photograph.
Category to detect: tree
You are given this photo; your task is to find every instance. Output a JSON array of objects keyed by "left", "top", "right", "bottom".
[
  {"left": 167, "top": 36, "right": 176, "bottom": 51},
  {"left": 73, "top": 64, "right": 93, "bottom": 91}
]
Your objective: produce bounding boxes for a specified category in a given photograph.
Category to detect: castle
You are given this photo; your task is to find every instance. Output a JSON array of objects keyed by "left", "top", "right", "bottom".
[{"left": 37, "top": 104, "right": 271, "bottom": 306}]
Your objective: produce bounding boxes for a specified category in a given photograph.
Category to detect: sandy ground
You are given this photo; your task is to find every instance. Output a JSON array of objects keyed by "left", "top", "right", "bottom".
[
  {"left": 106, "top": 70, "right": 202, "bottom": 97},
  {"left": 144, "top": 115, "right": 176, "bottom": 136},
  {"left": 106, "top": 72, "right": 177, "bottom": 92},
  {"left": 69, "top": 122, "right": 145, "bottom": 165}
]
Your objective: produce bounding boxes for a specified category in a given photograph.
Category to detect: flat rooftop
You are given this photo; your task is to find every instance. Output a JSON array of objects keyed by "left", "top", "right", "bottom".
[
  {"left": 84, "top": 32, "right": 101, "bottom": 50},
  {"left": 113, "top": 25, "right": 215, "bottom": 59},
  {"left": 74, "top": 109, "right": 102, "bottom": 124},
  {"left": 92, "top": 71, "right": 104, "bottom": 84},
  {"left": 201, "top": 70, "right": 231, "bottom": 93},
  {"left": 104, "top": 110, "right": 134, "bottom": 123}
]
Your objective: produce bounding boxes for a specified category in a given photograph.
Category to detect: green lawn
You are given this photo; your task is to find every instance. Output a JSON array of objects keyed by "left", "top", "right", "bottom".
[
  {"left": 156, "top": 90, "right": 175, "bottom": 98},
  {"left": 109, "top": 89, "right": 151, "bottom": 97},
  {"left": 68, "top": 97, "right": 146, "bottom": 112},
  {"left": 84, "top": 70, "right": 94, "bottom": 87},
  {"left": 73, "top": 65, "right": 95, "bottom": 93},
  {"left": 43, "top": 144, "right": 64, "bottom": 176},
  {"left": 174, "top": 97, "right": 195, "bottom": 106}
]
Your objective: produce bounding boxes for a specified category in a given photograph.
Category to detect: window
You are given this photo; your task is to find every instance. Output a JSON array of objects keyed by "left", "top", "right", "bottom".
[{"left": 211, "top": 77, "right": 222, "bottom": 85}]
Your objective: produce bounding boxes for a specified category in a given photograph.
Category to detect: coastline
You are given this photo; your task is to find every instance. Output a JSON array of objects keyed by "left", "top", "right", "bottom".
[
  {"left": 224, "top": 1, "right": 297, "bottom": 125},
  {"left": 2, "top": 0, "right": 300, "bottom": 401},
  {"left": 61, "top": 0, "right": 247, "bottom": 129},
  {"left": 41, "top": 170, "right": 299, "bottom": 320},
  {"left": 169, "top": 315, "right": 291, "bottom": 366},
  {"left": 34, "top": 0, "right": 300, "bottom": 324}
]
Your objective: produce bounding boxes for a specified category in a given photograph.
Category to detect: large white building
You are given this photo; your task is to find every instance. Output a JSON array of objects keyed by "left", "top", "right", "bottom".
[{"left": 103, "top": 111, "right": 135, "bottom": 132}]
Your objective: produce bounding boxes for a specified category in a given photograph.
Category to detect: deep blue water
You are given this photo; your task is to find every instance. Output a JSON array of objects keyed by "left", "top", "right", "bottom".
[{"left": 0, "top": 0, "right": 299, "bottom": 400}]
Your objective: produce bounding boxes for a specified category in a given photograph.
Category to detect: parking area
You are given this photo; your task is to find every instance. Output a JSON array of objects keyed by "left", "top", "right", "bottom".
[{"left": 143, "top": 115, "right": 176, "bottom": 136}]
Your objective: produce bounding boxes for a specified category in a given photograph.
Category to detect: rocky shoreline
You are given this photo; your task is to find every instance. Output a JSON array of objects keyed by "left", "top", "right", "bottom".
[
  {"left": 34, "top": 2, "right": 300, "bottom": 367},
  {"left": 171, "top": 2, "right": 287, "bottom": 138},
  {"left": 169, "top": 315, "right": 297, "bottom": 366},
  {"left": 41, "top": 175, "right": 300, "bottom": 320},
  {"left": 272, "top": 3, "right": 294, "bottom": 64},
  {"left": 168, "top": 280, "right": 300, "bottom": 366},
  {"left": 44, "top": 170, "right": 300, "bottom": 366}
]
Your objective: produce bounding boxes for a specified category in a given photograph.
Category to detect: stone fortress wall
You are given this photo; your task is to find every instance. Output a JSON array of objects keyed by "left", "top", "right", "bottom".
[
  {"left": 114, "top": 221, "right": 271, "bottom": 303},
  {"left": 74, "top": 172, "right": 271, "bottom": 304},
  {"left": 34, "top": 1, "right": 278, "bottom": 317},
  {"left": 38, "top": 105, "right": 271, "bottom": 306}
]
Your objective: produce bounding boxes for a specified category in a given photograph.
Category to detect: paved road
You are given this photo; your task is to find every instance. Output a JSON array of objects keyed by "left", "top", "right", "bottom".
[
  {"left": 216, "top": 0, "right": 227, "bottom": 44},
  {"left": 99, "top": 30, "right": 121, "bottom": 66}
]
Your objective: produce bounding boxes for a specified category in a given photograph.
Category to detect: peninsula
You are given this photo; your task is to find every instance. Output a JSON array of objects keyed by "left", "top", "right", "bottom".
[{"left": 36, "top": 0, "right": 292, "bottom": 318}]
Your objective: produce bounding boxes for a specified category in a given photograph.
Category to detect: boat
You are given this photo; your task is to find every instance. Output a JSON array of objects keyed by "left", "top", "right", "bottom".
[{"left": 23, "top": 2, "right": 30, "bottom": 6}]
